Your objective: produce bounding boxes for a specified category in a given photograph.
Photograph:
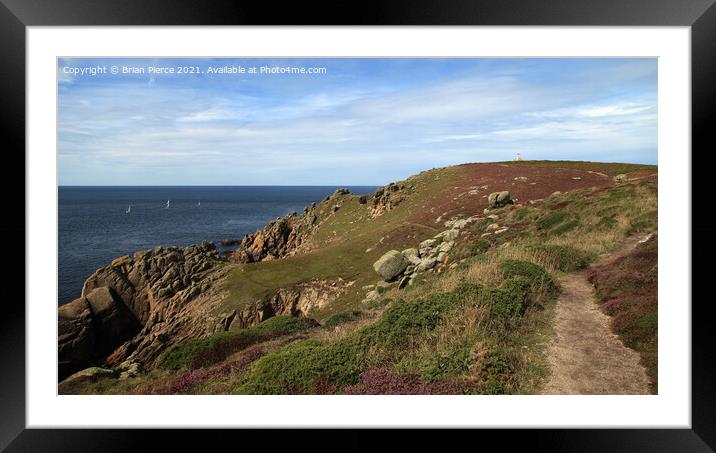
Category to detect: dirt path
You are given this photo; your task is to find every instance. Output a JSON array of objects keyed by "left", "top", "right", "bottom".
[{"left": 540, "top": 237, "right": 651, "bottom": 395}]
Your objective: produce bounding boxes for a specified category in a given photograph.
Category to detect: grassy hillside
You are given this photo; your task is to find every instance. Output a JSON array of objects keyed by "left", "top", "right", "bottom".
[{"left": 61, "top": 161, "right": 657, "bottom": 395}]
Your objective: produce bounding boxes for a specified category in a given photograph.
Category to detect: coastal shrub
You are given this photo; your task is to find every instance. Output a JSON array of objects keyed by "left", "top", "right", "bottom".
[
  {"left": 485, "top": 283, "right": 529, "bottom": 326},
  {"left": 499, "top": 260, "right": 558, "bottom": 310},
  {"left": 324, "top": 310, "right": 364, "bottom": 328},
  {"left": 340, "top": 368, "right": 479, "bottom": 395},
  {"left": 450, "top": 239, "right": 491, "bottom": 261},
  {"left": 500, "top": 260, "right": 552, "bottom": 286},
  {"left": 239, "top": 277, "right": 556, "bottom": 395},
  {"left": 365, "top": 297, "right": 393, "bottom": 310},
  {"left": 417, "top": 344, "right": 472, "bottom": 382},
  {"left": 239, "top": 340, "right": 362, "bottom": 394},
  {"left": 241, "top": 285, "right": 485, "bottom": 394},
  {"left": 471, "top": 348, "right": 514, "bottom": 394},
  {"left": 157, "top": 316, "right": 316, "bottom": 371},
  {"left": 471, "top": 238, "right": 491, "bottom": 255},
  {"left": 528, "top": 244, "right": 592, "bottom": 272},
  {"left": 588, "top": 235, "right": 658, "bottom": 393}
]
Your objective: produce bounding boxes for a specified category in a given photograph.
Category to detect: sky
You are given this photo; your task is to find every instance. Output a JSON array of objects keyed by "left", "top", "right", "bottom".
[{"left": 58, "top": 58, "right": 657, "bottom": 185}]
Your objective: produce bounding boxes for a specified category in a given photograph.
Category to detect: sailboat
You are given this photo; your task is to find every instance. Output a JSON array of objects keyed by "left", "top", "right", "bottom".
[
  {"left": 165, "top": 199, "right": 170, "bottom": 209},
  {"left": 126, "top": 205, "right": 131, "bottom": 214},
  {"left": 197, "top": 201, "right": 201, "bottom": 207}
]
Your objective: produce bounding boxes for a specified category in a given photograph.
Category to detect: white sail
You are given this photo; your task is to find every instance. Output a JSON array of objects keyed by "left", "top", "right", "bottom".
[
  {"left": 126, "top": 205, "right": 131, "bottom": 213},
  {"left": 165, "top": 199, "right": 170, "bottom": 209}
]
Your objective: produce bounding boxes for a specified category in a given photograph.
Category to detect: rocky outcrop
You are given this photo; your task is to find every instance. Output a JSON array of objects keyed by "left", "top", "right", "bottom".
[
  {"left": 371, "top": 182, "right": 409, "bottom": 217},
  {"left": 614, "top": 174, "right": 629, "bottom": 184},
  {"left": 58, "top": 287, "right": 140, "bottom": 380},
  {"left": 59, "top": 241, "right": 226, "bottom": 379},
  {"left": 364, "top": 214, "right": 486, "bottom": 300},
  {"left": 58, "top": 366, "right": 116, "bottom": 389},
  {"left": 230, "top": 188, "right": 352, "bottom": 264},
  {"left": 487, "top": 191, "right": 513, "bottom": 208},
  {"left": 226, "top": 278, "right": 353, "bottom": 329}
]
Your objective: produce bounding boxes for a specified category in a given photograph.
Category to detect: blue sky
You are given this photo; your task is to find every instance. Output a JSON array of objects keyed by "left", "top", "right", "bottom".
[{"left": 58, "top": 58, "right": 657, "bottom": 185}]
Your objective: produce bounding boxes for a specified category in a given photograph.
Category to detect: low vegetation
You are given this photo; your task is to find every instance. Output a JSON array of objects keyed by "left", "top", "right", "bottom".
[
  {"left": 63, "top": 161, "right": 657, "bottom": 395},
  {"left": 157, "top": 316, "right": 316, "bottom": 371},
  {"left": 588, "top": 235, "right": 658, "bottom": 393}
]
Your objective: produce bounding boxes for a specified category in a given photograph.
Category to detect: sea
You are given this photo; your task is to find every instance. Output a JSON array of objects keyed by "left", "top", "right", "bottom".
[{"left": 58, "top": 186, "right": 377, "bottom": 306}]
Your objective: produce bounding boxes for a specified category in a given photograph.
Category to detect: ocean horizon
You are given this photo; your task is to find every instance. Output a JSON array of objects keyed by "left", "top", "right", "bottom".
[{"left": 58, "top": 185, "right": 377, "bottom": 306}]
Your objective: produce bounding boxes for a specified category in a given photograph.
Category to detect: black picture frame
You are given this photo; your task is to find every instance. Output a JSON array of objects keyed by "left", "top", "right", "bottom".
[{"left": 2, "top": 0, "right": 713, "bottom": 450}]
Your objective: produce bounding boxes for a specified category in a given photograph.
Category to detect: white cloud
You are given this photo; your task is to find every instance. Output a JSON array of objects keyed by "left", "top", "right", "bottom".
[
  {"left": 58, "top": 59, "right": 658, "bottom": 185},
  {"left": 177, "top": 108, "right": 243, "bottom": 122}
]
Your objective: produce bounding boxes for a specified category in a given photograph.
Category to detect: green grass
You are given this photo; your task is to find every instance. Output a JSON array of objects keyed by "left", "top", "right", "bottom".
[
  {"left": 538, "top": 210, "right": 571, "bottom": 230},
  {"left": 218, "top": 167, "right": 461, "bottom": 321},
  {"left": 157, "top": 316, "right": 315, "bottom": 371}
]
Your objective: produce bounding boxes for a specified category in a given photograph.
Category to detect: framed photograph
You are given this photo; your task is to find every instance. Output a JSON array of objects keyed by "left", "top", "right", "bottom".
[{"left": 3, "top": 0, "right": 714, "bottom": 450}]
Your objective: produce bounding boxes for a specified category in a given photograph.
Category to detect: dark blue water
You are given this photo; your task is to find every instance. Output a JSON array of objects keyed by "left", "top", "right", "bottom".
[{"left": 58, "top": 186, "right": 376, "bottom": 306}]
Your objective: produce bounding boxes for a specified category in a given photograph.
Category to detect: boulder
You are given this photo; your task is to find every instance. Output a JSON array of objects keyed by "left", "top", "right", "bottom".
[
  {"left": 401, "top": 248, "right": 421, "bottom": 265},
  {"left": 442, "top": 229, "right": 459, "bottom": 242},
  {"left": 373, "top": 250, "right": 409, "bottom": 281},
  {"left": 416, "top": 257, "right": 438, "bottom": 272},
  {"left": 614, "top": 174, "right": 629, "bottom": 184},
  {"left": 487, "top": 191, "right": 513, "bottom": 208},
  {"left": 118, "top": 361, "right": 142, "bottom": 380},
  {"left": 419, "top": 239, "right": 437, "bottom": 257},
  {"left": 60, "top": 367, "right": 116, "bottom": 386},
  {"left": 438, "top": 241, "right": 454, "bottom": 253}
]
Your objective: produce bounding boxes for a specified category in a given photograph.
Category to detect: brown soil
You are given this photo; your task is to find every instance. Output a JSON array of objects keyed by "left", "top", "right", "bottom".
[{"left": 540, "top": 237, "right": 651, "bottom": 394}]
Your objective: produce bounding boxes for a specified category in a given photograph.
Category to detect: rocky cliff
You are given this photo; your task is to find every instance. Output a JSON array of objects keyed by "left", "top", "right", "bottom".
[
  {"left": 230, "top": 188, "right": 351, "bottom": 263},
  {"left": 58, "top": 183, "right": 416, "bottom": 381},
  {"left": 229, "top": 184, "right": 412, "bottom": 264},
  {"left": 58, "top": 241, "right": 228, "bottom": 380}
]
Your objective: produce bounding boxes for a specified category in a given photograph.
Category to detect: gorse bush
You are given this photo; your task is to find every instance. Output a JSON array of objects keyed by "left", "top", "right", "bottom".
[
  {"left": 157, "top": 316, "right": 316, "bottom": 371},
  {"left": 471, "top": 238, "right": 492, "bottom": 255},
  {"left": 239, "top": 340, "right": 362, "bottom": 394},
  {"left": 323, "top": 310, "right": 364, "bottom": 328}
]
